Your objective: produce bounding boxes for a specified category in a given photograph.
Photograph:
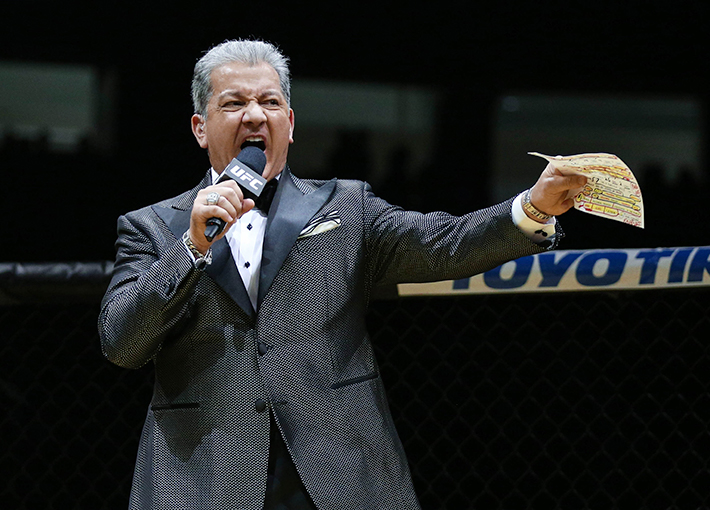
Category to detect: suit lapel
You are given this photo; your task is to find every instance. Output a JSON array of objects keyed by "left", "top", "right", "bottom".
[
  {"left": 152, "top": 172, "right": 255, "bottom": 319},
  {"left": 205, "top": 241, "right": 255, "bottom": 318},
  {"left": 258, "top": 167, "right": 336, "bottom": 307}
]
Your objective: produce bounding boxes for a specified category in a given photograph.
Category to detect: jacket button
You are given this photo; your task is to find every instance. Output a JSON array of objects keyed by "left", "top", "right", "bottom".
[
  {"left": 257, "top": 342, "right": 269, "bottom": 356},
  {"left": 255, "top": 399, "right": 267, "bottom": 413}
]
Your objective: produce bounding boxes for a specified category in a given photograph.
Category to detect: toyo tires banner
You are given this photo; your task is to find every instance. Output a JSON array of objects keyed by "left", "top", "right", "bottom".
[{"left": 397, "top": 246, "right": 710, "bottom": 296}]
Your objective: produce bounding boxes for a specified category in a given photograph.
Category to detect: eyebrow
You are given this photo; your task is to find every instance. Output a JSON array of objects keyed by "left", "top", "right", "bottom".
[{"left": 217, "top": 89, "right": 284, "bottom": 100}]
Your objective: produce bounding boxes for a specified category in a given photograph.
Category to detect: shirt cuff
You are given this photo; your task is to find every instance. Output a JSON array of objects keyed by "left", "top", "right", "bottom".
[{"left": 512, "top": 192, "right": 557, "bottom": 245}]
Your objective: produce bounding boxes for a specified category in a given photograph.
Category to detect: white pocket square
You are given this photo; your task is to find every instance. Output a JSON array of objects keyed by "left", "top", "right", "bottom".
[{"left": 298, "top": 211, "right": 341, "bottom": 239}]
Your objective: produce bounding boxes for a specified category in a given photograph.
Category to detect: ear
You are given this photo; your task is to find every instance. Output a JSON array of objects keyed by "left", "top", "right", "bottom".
[
  {"left": 191, "top": 114, "right": 208, "bottom": 149},
  {"left": 288, "top": 108, "right": 295, "bottom": 144}
]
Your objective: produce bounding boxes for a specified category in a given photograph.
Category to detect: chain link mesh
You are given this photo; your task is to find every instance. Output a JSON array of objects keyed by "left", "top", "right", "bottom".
[{"left": 2, "top": 280, "right": 709, "bottom": 509}]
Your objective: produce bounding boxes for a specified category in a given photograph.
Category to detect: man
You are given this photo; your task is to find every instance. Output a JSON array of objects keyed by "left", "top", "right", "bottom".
[{"left": 99, "top": 39, "right": 586, "bottom": 510}]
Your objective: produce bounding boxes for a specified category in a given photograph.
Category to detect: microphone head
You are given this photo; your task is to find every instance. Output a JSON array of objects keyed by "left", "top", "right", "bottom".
[{"left": 237, "top": 146, "right": 267, "bottom": 175}]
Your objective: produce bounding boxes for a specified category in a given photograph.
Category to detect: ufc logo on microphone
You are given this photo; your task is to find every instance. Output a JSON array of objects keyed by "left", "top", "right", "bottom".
[
  {"left": 223, "top": 160, "right": 267, "bottom": 196},
  {"left": 233, "top": 168, "right": 264, "bottom": 192}
]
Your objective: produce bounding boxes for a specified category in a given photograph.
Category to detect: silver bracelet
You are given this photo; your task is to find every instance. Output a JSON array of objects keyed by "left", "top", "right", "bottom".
[{"left": 182, "top": 231, "right": 213, "bottom": 270}]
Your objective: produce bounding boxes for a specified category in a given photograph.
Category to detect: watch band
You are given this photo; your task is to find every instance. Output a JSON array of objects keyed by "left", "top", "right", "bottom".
[
  {"left": 182, "top": 231, "right": 212, "bottom": 270},
  {"left": 522, "top": 188, "right": 553, "bottom": 222}
]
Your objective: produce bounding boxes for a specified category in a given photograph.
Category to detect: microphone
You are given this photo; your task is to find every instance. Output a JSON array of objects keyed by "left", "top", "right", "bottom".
[{"left": 204, "top": 146, "right": 267, "bottom": 242}]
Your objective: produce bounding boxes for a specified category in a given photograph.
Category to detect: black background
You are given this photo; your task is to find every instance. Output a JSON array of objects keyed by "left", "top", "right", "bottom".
[{"left": 2, "top": 0, "right": 708, "bottom": 261}]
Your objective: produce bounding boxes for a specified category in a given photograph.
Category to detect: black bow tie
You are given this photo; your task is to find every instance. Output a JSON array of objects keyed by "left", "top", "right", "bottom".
[{"left": 254, "top": 178, "right": 278, "bottom": 213}]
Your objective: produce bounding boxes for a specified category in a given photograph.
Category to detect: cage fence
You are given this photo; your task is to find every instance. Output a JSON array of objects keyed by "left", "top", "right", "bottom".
[{"left": 1, "top": 263, "right": 709, "bottom": 509}]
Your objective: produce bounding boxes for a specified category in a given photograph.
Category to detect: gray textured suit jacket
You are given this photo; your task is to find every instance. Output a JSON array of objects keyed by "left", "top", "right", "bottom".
[{"left": 98, "top": 167, "right": 558, "bottom": 510}]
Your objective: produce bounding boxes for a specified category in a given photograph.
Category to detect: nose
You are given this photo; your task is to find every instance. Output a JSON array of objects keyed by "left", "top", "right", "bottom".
[{"left": 242, "top": 100, "right": 267, "bottom": 125}]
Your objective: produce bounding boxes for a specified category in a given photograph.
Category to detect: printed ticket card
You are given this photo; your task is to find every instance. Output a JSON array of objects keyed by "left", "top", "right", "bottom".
[{"left": 529, "top": 152, "right": 644, "bottom": 229}]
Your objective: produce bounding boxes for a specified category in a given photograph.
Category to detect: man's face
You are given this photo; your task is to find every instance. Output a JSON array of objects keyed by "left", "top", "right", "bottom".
[{"left": 191, "top": 61, "right": 294, "bottom": 181}]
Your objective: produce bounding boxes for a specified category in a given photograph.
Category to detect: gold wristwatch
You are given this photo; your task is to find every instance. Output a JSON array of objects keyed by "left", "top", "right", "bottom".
[{"left": 522, "top": 189, "right": 553, "bottom": 222}]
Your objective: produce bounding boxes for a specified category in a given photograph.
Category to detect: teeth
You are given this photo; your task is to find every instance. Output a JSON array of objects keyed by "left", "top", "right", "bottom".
[{"left": 241, "top": 137, "right": 266, "bottom": 150}]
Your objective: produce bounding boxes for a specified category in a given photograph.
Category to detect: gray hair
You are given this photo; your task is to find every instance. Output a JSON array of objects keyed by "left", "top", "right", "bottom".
[{"left": 191, "top": 39, "right": 291, "bottom": 118}]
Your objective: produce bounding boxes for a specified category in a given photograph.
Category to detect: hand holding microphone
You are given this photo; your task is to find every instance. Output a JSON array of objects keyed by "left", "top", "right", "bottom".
[
  {"left": 204, "top": 146, "right": 268, "bottom": 241},
  {"left": 188, "top": 147, "right": 267, "bottom": 254}
]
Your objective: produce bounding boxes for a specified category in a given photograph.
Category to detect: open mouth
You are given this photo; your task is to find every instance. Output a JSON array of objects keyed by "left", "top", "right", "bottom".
[{"left": 240, "top": 139, "right": 266, "bottom": 151}]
